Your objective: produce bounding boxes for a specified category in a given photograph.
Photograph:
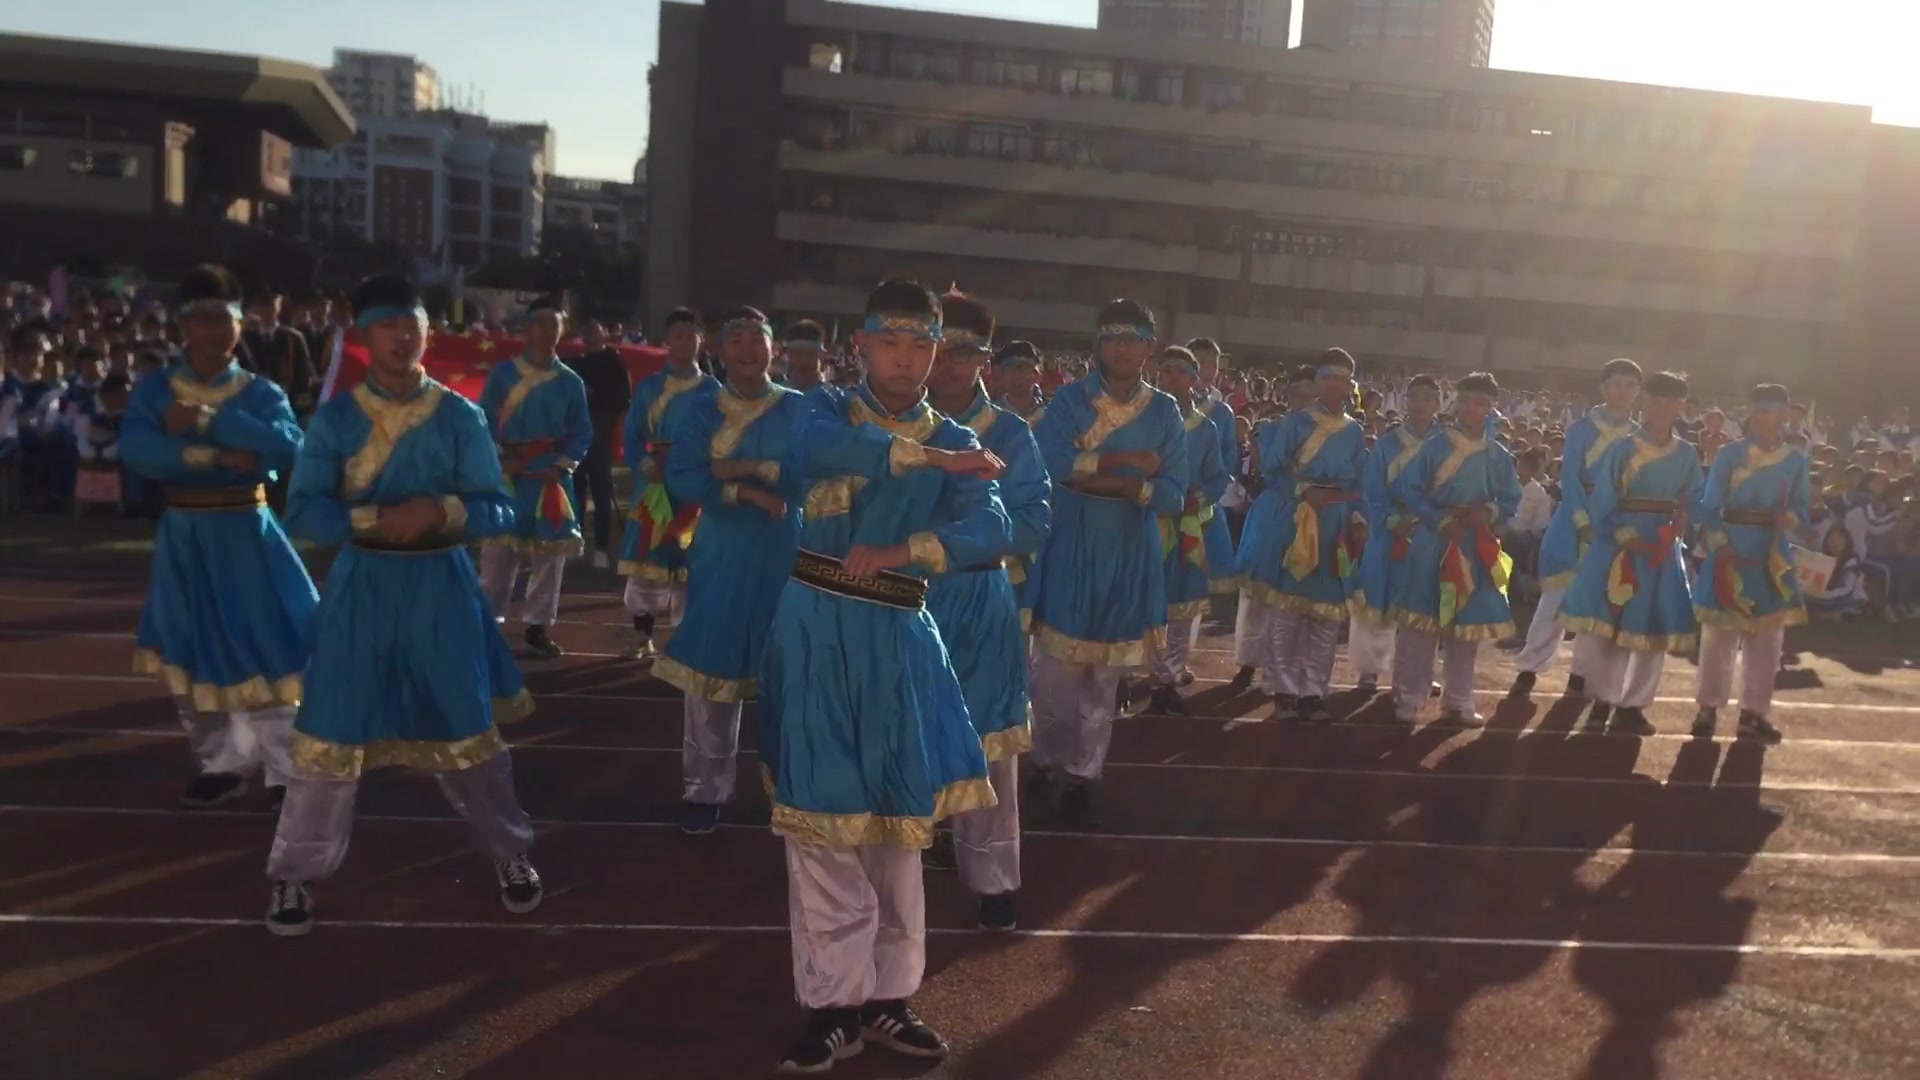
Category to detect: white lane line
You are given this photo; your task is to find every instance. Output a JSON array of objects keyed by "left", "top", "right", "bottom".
[
  {"left": 0, "top": 911, "right": 1913, "bottom": 958},
  {"left": 5, "top": 805, "right": 1916, "bottom": 866},
  {"left": 7, "top": 668, "right": 1920, "bottom": 716},
  {"left": 9, "top": 728, "right": 1917, "bottom": 794}
]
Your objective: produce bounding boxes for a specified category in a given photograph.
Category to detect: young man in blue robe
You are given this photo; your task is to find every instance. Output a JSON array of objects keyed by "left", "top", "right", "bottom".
[
  {"left": 919, "top": 291, "right": 1050, "bottom": 932},
  {"left": 758, "top": 280, "right": 1010, "bottom": 1074},
  {"left": 476, "top": 296, "right": 594, "bottom": 658},
  {"left": 652, "top": 307, "right": 804, "bottom": 836},
  {"left": 618, "top": 307, "right": 716, "bottom": 659},
  {"left": 1239, "top": 348, "right": 1368, "bottom": 717},
  {"left": 1690, "top": 384, "right": 1811, "bottom": 744},
  {"left": 1348, "top": 375, "right": 1444, "bottom": 693},
  {"left": 1186, "top": 337, "right": 1244, "bottom": 601},
  {"left": 1026, "top": 300, "right": 1189, "bottom": 824},
  {"left": 121, "top": 265, "right": 318, "bottom": 809},
  {"left": 1146, "top": 346, "right": 1230, "bottom": 714},
  {"left": 1226, "top": 363, "right": 1318, "bottom": 692},
  {"left": 990, "top": 340, "right": 1047, "bottom": 425},
  {"left": 265, "top": 275, "right": 541, "bottom": 936},
  {"left": 1387, "top": 373, "right": 1522, "bottom": 726},
  {"left": 780, "top": 319, "right": 830, "bottom": 393},
  {"left": 1512, "top": 358, "right": 1643, "bottom": 697},
  {"left": 1558, "top": 372, "right": 1701, "bottom": 735}
]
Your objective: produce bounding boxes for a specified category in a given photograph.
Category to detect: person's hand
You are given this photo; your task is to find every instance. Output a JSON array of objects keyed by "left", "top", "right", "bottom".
[
  {"left": 1124, "top": 451, "right": 1162, "bottom": 475},
  {"left": 379, "top": 497, "right": 445, "bottom": 543},
  {"left": 499, "top": 447, "right": 526, "bottom": 475},
  {"left": 740, "top": 486, "right": 788, "bottom": 520},
  {"left": 164, "top": 402, "right": 204, "bottom": 435},
  {"left": 1440, "top": 517, "right": 1466, "bottom": 541},
  {"left": 216, "top": 448, "right": 258, "bottom": 473},
  {"left": 844, "top": 543, "right": 909, "bottom": 577},
  {"left": 928, "top": 448, "right": 1005, "bottom": 480}
]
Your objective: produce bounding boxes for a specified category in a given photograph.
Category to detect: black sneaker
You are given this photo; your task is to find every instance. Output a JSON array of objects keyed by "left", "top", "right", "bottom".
[
  {"left": 778, "top": 1008, "right": 863, "bottom": 1074},
  {"left": 1024, "top": 768, "right": 1059, "bottom": 823},
  {"left": 180, "top": 772, "right": 247, "bottom": 809},
  {"left": 1175, "top": 671, "right": 1196, "bottom": 687},
  {"left": 1059, "top": 781, "right": 1099, "bottom": 828},
  {"left": 495, "top": 854, "right": 544, "bottom": 914},
  {"left": 1609, "top": 707, "right": 1656, "bottom": 737},
  {"left": 1509, "top": 671, "right": 1537, "bottom": 698},
  {"left": 680, "top": 801, "right": 721, "bottom": 836},
  {"left": 269, "top": 785, "right": 287, "bottom": 811},
  {"left": 1565, "top": 674, "right": 1588, "bottom": 698},
  {"left": 978, "top": 892, "right": 1017, "bottom": 933},
  {"left": 265, "top": 880, "right": 313, "bottom": 937},
  {"left": 621, "top": 614, "right": 657, "bottom": 661},
  {"left": 1738, "top": 711, "right": 1783, "bottom": 745},
  {"left": 524, "top": 625, "right": 563, "bottom": 658},
  {"left": 922, "top": 831, "right": 958, "bottom": 871},
  {"left": 1293, "top": 695, "right": 1326, "bottom": 721},
  {"left": 1147, "top": 685, "right": 1186, "bottom": 715},
  {"left": 1691, "top": 708, "right": 1718, "bottom": 740},
  {"left": 1227, "top": 665, "right": 1256, "bottom": 692},
  {"left": 860, "top": 999, "right": 949, "bottom": 1059},
  {"left": 1114, "top": 680, "right": 1133, "bottom": 714},
  {"left": 1583, "top": 702, "right": 1612, "bottom": 732},
  {"left": 1355, "top": 674, "right": 1379, "bottom": 693}
]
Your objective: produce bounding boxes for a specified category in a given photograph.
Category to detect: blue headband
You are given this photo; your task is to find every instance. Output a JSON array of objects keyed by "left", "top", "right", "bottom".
[
  {"left": 1317, "top": 365, "right": 1355, "bottom": 379},
  {"left": 995, "top": 351, "right": 1038, "bottom": 369},
  {"left": 942, "top": 327, "right": 992, "bottom": 353},
  {"left": 721, "top": 317, "right": 773, "bottom": 339},
  {"left": 179, "top": 300, "right": 241, "bottom": 320},
  {"left": 1097, "top": 323, "right": 1155, "bottom": 342},
  {"left": 355, "top": 304, "right": 428, "bottom": 330},
  {"left": 863, "top": 313, "right": 942, "bottom": 342},
  {"left": 1160, "top": 355, "right": 1200, "bottom": 376},
  {"left": 1751, "top": 401, "right": 1789, "bottom": 414}
]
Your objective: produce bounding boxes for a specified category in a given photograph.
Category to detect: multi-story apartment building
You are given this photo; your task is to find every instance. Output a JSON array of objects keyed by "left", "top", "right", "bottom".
[
  {"left": 545, "top": 174, "right": 648, "bottom": 249},
  {"left": 648, "top": 0, "right": 1868, "bottom": 391},
  {"left": 1302, "top": 0, "right": 1497, "bottom": 69},
  {"left": 326, "top": 49, "right": 439, "bottom": 119},
  {"left": 289, "top": 110, "right": 545, "bottom": 267}
]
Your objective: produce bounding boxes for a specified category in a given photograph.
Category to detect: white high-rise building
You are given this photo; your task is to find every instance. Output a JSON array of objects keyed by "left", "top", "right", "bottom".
[{"left": 326, "top": 49, "right": 440, "bottom": 119}]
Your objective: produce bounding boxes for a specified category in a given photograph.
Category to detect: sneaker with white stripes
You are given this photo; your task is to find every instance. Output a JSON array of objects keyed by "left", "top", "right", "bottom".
[
  {"left": 778, "top": 1009, "right": 862, "bottom": 1074},
  {"left": 265, "top": 880, "right": 313, "bottom": 937},
  {"left": 495, "top": 854, "right": 544, "bottom": 914},
  {"left": 859, "top": 999, "right": 949, "bottom": 1058}
]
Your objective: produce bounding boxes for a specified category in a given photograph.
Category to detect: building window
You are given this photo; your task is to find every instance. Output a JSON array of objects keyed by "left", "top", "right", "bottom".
[
  {"left": 1058, "top": 62, "right": 1114, "bottom": 97},
  {"left": 890, "top": 38, "right": 962, "bottom": 81},
  {"left": 973, "top": 54, "right": 1042, "bottom": 89},
  {"left": 67, "top": 150, "right": 138, "bottom": 179},
  {"left": 1200, "top": 77, "right": 1247, "bottom": 111},
  {"left": 966, "top": 123, "right": 1031, "bottom": 160}
]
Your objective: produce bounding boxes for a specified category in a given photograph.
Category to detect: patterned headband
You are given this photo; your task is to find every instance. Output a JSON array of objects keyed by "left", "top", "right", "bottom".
[
  {"left": 864, "top": 313, "right": 942, "bottom": 342},
  {"left": 1096, "top": 323, "right": 1155, "bottom": 342},
  {"left": 355, "top": 304, "right": 427, "bottom": 330},
  {"left": 722, "top": 317, "right": 773, "bottom": 339},
  {"left": 178, "top": 299, "right": 242, "bottom": 320},
  {"left": 942, "top": 327, "right": 991, "bottom": 353}
]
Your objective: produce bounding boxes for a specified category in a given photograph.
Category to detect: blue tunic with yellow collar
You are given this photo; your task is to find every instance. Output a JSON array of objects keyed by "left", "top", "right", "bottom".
[
  {"left": 1540, "top": 406, "right": 1639, "bottom": 590},
  {"left": 1387, "top": 426, "right": 1523, "bottom": 641},
  {"left": 1200, "top": 392, "right": 1242, "bottom": 594},
  {"left": 121, "top": 362, "right": 318, "bottom": 711},
  {"left": 758, "top": 384, "right": 1009, "bottom": 849},
  {"left": 926, "top": 390, "right": 1050, "bottom": 762},
  {"left": 652, "top": 382, "right": 805, "bottom": 703},
  {"left": 1237, "top": 401, "right": 1368, "bottom": 622},
  {"left": 1557, "top": 432, "right": 1701, "bottom": 652},
  {"left": 617, "top": 365, "right": 718, "bottom": 580},
  {"left": 1350, "top": 419, "right": 1441, "bottom": 623},
  {"left": 282, "top": 378, "right": 530, "bottom": 777},
  {"left": 1028, "top": 373, "right": 1189, "bottom": 666},
  {"left": 1165, "top": 400, "right": 1232, "bottom": 622},
  {"left": 477, "top": 356, "right": 593, "bottom": 557},
  {"left": 1691, "top": 437, "right": 1811, "bottom": 633}
]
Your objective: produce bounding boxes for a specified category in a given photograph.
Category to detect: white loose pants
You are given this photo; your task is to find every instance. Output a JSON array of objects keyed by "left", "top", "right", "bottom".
[
  {"left": 479, "top": 545, "right": 567, "bottom": 628},
  {"left": 786, "top": 840, "right": 925, "bottom": 1008},
  {"left": 1695, "top": 625, "right": 1785, "bottom": 719},
  {"left": 179, "top": 701, "right": 294, "bottom": 787},
  {"left": 682, "top": 696, "right": 743, "bottom": 804},
  {"left": 1263, "top": 609, "right": 1341, "bottom": 699},
  {"left": 1392, "top": 628, "right": 1480, "bottom": 722},
  {"left": 1572, "top": 634, "right": 1668, "bottom": 710},
  {"left": 1029, "top": 653, "right": 1124, "bottom": 782},
  {"left": 952, "top": 754, "right": 1021, "bottom": 896}
]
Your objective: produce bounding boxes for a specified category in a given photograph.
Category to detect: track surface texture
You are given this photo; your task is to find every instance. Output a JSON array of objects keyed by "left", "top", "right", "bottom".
[{"left": 3, "top": 569, "right": 1918, "bottom": 1080}]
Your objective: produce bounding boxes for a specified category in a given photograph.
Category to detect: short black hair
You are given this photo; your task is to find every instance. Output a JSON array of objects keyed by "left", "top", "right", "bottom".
[
  {"left": 1645, "top": 371, "right": 1689, "bottom": 399},
  {"left": 1157, "top": 345, "right": 1197, "bottom": 366},
  {"left": 939, "top": 288, "right": 995, "bottom": 339},
  {"left": 865, "top": 279, "right": 940, "bottom": 321},
  {"left": 1519, "top": 446, "right": 1548, "bottom": 471},
  {"left": 178, "top": 264, "right": 242, "bottom": 308},
  {"left": 1095, "top": 298, "right": 1154, "bottom": 335},
  {"left": 784, "top": 319, "right": 825, "bottom": 343},
  {"left": 1290, "top": 364, "right": 1318, "bottom": 385},
  {"left": 1185, "top": 337, "right": 1221, "bottom": 355},
  {"left": 994, "top": 340, "right": 1039, "bottom": 364},
  {"left": 663, "top": 307, "right": 704, "bottom": 332},
  {"left": 1752, "top": 383, "right": 1791, "bottom": 407},
  {"left": 73, "top": 344, "right": 103, "bottom": 365},
  {"left": 1600, "top": 358, "right": 1644, "bottom": 383},
  {"left": 1318, "top": 347, "right": 1356, "bottom": 373},
  {"left": 1409, "top": 374, "right": 1440, "bottom": 393},
  {"left": 716, "top": 305, "right": 770, "bottom": 328},
  {"left": 1457, "top": 372, "right": 1500, "bottom": 397},
  {"left": 100, "top": 371, "right": 131, "bottom": 395}
]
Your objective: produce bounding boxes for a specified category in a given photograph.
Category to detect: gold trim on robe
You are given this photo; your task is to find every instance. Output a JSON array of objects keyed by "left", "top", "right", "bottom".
[
  {"left": 1729, "top": 441, "right": 1793, "bottom": 494},
  {"left": 1557, "top": 615, "right": 1697, "bottom": 655},
  {"left": 1693, "top": 603, "right": 1808, "bottom": 633},
  {"left": 345, "top": 383, "right": 445, "bottom": 497},
  {"left": 1385, "top": 425, "right": 1427, "bottom": 484},
  {"left": 168, "top": 368, "right": 253, "bottom": 410},
  {"left": 617, "top": 561, "right": 689, "bottom": 582},
  {"left": 653, "top": 654, "right": 756, "bottom": 703},
  {"left": 769, "top": 774, "right": 998, "bottom": 850},
  {"left": 485, "top": 534, "right": 585, "bottom": 558},
  {"left": 709, "top": 384, "right": 790, "bottom": 460},
  {"left": 1244, "top": 580, "right": 1349, "bottom": 623},
  {"left": 980, "top": 722, "right": 1032, "bottom": 764},
  {"left": 1620, "top": 435, "right": 1682, "bottom": 489},
  {"left": 1431, "top": 430, "right": 1487, "bottom": 489},
  {"left": 962, "top": 403, "right": 998, "bottom": 438},
  {"left": 134, "top": 649, "right": 302, "bottom": 712},
  {"left": 1585, "top": 416, "right": 1636, "bottom": 470},
  {"left": 1168, "top": 598, "right": 1210, "bottom": 622},
  {"left": 804, "top": 476, "right": 868, "bottom": 520},
  {"left": 498, "top": 357, "right": 559, "bottom": 434},
  {"left": 1385, "top": 605, "right": 1515, "bottom": 643},
  {"left": 850, "top": 393, "right": 942, "bottom": 442},
  {"left": 648, "top": 369, "right": 710, "bottom": 432},
  {"left": 1075, "top": 382, "right": 1154, "bottom": 453},
  {"left": 1031, "top": 622, "right": 1168, "bottom": 667},
  {"left": 1292, "top": 404, "right": 1358, "bottom": 475}
]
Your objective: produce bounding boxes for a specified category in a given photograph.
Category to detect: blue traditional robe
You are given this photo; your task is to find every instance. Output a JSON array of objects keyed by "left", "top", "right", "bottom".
[
  {"left": 1165, "top": 401, "right": 1232, "bottom": 622},
  {"left": 1387, "top": 427, "right": 1523, "bottom": 641},
  {"left": 1350, "top": 419, "right": 1440, "bottom": 622},
  {"left": 477, "top": 356, "right": 593, "bottom": 557},
  {"left": 652, "top": 382, "right": 806, "bottom": 702},
  {"left": 927, "top": 390, "right": 1050, "bottom": 762},
  {"left": 1028, "top": 373, "right": 1189, "bottom": 666},
  {"left": 1539, "top": 406, "right": 1639, "bottom": 590},
  {"left": 758, "top": 384, "right": 1010, "bottom": 849},
  {"left": 993, "top": 392, "right": 1049, "bottom": 617},
  {"left": 617, "top": 364, "right": 718, "bottom": 580},
  {"left": 283, "top": 378, "right": 532, "bottom": 776},
  {"left": 121, "top": 362, "right": 318, "bottom": 709},
  {"left": 1200, "top": 390, "right": 1242, "bottom": 594},
  {"left": 1236, "top": 401, "right": 1368, "bottom": 622},
  {"left": 1558, "top": 433, "right": 1702, "bottom": 652},
  {"left": 1692, "top": 438, "right": 1812, "bottom": 632}
]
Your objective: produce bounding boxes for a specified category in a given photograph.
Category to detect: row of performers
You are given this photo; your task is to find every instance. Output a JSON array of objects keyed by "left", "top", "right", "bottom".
[{"left": 125, "top": 267, "right": 1808, "bottom": 1075}]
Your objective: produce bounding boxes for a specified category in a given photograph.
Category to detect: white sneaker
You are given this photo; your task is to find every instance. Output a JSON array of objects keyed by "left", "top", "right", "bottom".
[{"left": 591, "top": 550, "right": 611, "bottom": 570}]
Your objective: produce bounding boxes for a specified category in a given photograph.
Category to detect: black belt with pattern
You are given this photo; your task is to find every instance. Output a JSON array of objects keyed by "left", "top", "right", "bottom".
[{"left": 791, "top": 548, "right": 928, "bottom": 610}]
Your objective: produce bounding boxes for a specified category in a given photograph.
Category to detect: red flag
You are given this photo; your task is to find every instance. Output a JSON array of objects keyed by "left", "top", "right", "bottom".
[{"left": 319, "top": 332, "right": 669, "bottom": 406}]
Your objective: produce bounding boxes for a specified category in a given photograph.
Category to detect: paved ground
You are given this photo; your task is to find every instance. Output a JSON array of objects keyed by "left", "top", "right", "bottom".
[{"left": 2, "top": 569, "right": 1918, "bottom": 1080}]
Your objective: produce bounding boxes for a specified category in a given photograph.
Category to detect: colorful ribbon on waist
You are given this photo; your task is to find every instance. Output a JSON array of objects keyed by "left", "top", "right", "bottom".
[
  {"left": 1285, "top": 489, "right": 1360, "bottom": 581},
  {"left": 1606, "top": 519, "right": 1683, "bottom": 616},
  {"left": 1713, "top": 542, "right": 1795, "bottom": 617},
  {"left": 1438, "top": 521, "right": 1513, "bottom": 629},
  {"left": 1159, "top": 504, "right": 1215, "bottom": 570},
  {"left": 503, "top": 439, "right": 576, "bottom": 531}
]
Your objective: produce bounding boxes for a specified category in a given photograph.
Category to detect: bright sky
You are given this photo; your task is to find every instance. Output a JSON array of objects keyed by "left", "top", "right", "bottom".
[{"left": 6, "top": 1, "right": 1916, "bottom": 181}]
